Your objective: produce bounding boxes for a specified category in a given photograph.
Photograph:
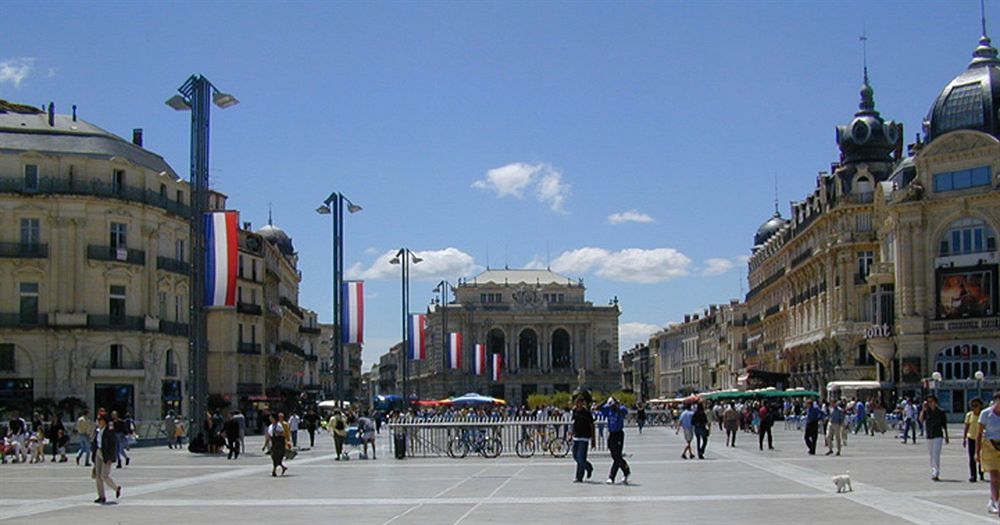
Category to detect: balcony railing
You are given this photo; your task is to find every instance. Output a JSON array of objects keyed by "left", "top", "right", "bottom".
[
  {"left": 156, "top": 256, "right": 190, "bottom": 275},
  {"left": 298, "top": 325, "right": 321, "bottom": 334},
  {"left": 159, "top": 320, "right": 189, "bottom": 337},
  {"left": 0, "top": 176, "right": 191, "bottom": 218},
  {"left": 90, "top": 359, "right": 144, "bottom": 370},
  {"left": 928, "top": 317, "right": 1000, "bottom": 332},
  {"left": 87, "top": 245, "right": 145, "bottom": 266},
  {"left": 277, "top": 341, "right": 306, "bottom": 358},
  {"left": 0, "top": 313, "right": 49, "bottom": 328},
  {"left": 790, "top": 248, "right": 813, "bottom": 269},
  {"left": 87, "top": 315, "right": 145, "bottom": 331},
  {"left": 238, "top": 342, "right": 262, "bottom": 355},
  {"left": 279, "top": 297, "right": 304, "bottom": 318},
  {"left": 237, "top": 302, "right": 263, "bottom": 316},
  {"left": 0, "top": 242, "right": 48, "bottom": 259}
]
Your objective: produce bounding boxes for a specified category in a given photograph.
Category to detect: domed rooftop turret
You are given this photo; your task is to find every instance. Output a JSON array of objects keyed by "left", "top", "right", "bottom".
[
  {"left": 923, "top": 33, "right": 1000, "bottom": 143},
  {"left": 255, "top": 211, "right": 295, "bottom": 256},
  {"left": 753, "top": 211, "right": 787, "bottom": 248},
  {"left": 836, "top": 70, "right": 900, "bottom": 164}
]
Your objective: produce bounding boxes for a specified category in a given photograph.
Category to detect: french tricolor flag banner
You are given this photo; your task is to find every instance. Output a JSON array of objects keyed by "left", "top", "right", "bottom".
[
  {"left": 408, "top": 314, "right": 426, "bottom": 360},
  {"left": 204, "top": 211, "right": 238, "bottom": 307},
  {"left": 447, "top": 332, "right": 463, "bottom": 369},
  {"left": 341, "top": 281, "right": 364, "bottom": 344},
  {"left": 474, "top": 344, "right": 486, "bottom": 375},
  {"left": 491, "top": 353, "right": 502, "bottom": 382}
]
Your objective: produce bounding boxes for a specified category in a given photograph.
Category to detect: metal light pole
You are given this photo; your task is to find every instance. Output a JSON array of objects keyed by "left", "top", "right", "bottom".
[
  {"left": 390, "top": 249, "right": 421, "bottom": 401},
  {"left": 931, "top": 371, "right": 942, "bottom": 400},
  {"left": 316, "top": 193, "right": 361, "bottom": 406},
  {"left": 433, "top": 280, "right": 452, "bottom": 392},
  {"left": 166, "top": 75, "right": 238, "bottom": 441},
  {"left": 975, "top": 370, "right": 985, "bottom": 400}
]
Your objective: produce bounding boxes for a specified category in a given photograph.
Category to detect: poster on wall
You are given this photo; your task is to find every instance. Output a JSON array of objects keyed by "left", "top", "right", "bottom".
[
  {"left": 936, "top": 266, "right": 997, "bottom": 319},
  {"left": 901, "top": 357, "right": 922, "bottom": 384}
]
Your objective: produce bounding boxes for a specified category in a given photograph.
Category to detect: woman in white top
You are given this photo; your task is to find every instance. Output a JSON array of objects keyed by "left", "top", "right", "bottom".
[
  {"left": 976, "top": 391, "right": 1000, "bottom": 514},
  {"left": 265, "top": 413, "right": 289, "bottom": 477}
]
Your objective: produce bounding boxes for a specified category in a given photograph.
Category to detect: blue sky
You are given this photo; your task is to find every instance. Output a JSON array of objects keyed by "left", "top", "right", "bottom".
[{"left": 1, "top": 1, "right": 992, "bottom": 367}]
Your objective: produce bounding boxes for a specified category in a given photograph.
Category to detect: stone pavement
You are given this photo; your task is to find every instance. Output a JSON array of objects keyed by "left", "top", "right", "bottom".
[{"left": 1, "top": 424, "right": 996, "bottom": 524}]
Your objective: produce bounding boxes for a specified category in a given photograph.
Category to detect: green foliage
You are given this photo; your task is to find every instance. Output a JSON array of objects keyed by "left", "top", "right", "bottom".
[
  {"left": 526, "top": 393, "right": 552, "bottom": 410},
  {"left": 551, "top": 391, "right": 572, "bottom": 409}
]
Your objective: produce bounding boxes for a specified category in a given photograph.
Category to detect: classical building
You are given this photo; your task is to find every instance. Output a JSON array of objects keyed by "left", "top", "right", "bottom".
[
  {"left": 620, "top": 343, "right": 656, "bottom": 401},
  {"left": 865, "top": 33, "right": 1000, "bottom": 416},
  {"left": 0, "top": 101, "right": 194, "bottom": 420},
  {"left": 410, "top": 269, "right": 621, "bottom": 405},
  {"left": 315, "top": 323, "right": 362, "bottom": 402}
]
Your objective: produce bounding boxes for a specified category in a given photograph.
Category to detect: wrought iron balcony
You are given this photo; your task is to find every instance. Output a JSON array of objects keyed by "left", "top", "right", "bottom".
[
  {"left": 159, "top": 320, "right": 189, "bottom": 337},
  {"left": 87, "top": 315, "right": 145, "bottom": 331},
  {"left": 237, "top": 302, "right": 263, "bottom": 316},
  {"left": 0, "top": 176, "right": 191, "bottom": 218},
  {"left": 279, "top": 297, "right": 304, "bottom": 318},
  {"left": 90, "top": 359, "right": 144, "bottom": 370},
  {"left": 0, "top": 242, "right": 47, "bottom": 259},
  {"left": 238, "top": 342, "right": 262, "bottom": 355},
  {"left": 298, "top": 325, "right": 321, "bottom": 334},
  {"left": 156, "top": 256, "right": 190, "bottom": 275},
  {"left": 0, "top": 313, "right": 49, "bottom": 328},
  {"left": 87, "top": 245, "right": 145, "bottom": 266}
]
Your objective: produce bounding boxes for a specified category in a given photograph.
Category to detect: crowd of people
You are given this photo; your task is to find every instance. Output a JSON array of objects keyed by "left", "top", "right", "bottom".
[{"left": 2, "top": 408, "right": 136, "bottom": 469}]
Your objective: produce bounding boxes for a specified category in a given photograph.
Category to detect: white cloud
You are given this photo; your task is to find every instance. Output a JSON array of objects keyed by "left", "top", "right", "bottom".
[
  {"left": 608, "top": 209, "right": 654, "bottom": 225},
  {"left": 0, "top": 57, "right": 34, "bottom": 88},
  {"left": 550, "top": 247, "right": 692, "bottom": 284},
  {"left": 347, "top": 247, "right": 481, "bottom": 281},
  {"left": 619, "top": 322, "right": 662, "bottom": 353},
  {"left": 47, "top": 67, "right": 56, "bottom": 78},
  {"left": 473, "top": 162, "right": 570, "bottom": 212},
  {"left": 364, "top": 246, "right": 378, "bottom": 256},
  {"left": 702, "top": 258, "right": 736, "bottom": 276}
]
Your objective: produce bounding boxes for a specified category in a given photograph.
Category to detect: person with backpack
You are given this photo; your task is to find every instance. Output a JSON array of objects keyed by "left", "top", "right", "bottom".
[
  {"left": 328, "top": 410, "right": 348, "bottom": 460},
  {"left": 758, "top": 403, "right": 775, "bottom": 451}
]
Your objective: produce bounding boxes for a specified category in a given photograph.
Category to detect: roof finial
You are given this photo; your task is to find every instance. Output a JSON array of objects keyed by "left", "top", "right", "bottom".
[
  {"left": 267, "top": 201, "right": 273, "bottom": 226},
  {"left": 983, "top": 0, "right": 989, "bottom": 38},
  {"left": 860, "top": 25, "right": 869, "bottom": 86},
  {"left": 971, "top": 0, "right": 1000, "bottom": 67},
  {"left": 858, "top": 28, "right": 876, "bottom": 113},
  {"left": 773, "top": 173, "right": 780, "bottom": 216}
]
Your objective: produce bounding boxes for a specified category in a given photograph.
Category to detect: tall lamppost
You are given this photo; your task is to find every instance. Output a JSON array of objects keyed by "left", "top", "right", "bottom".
[
  {"left": 931, "top": 371, "right": 942, "bottom": 399},
  {"left": 316, "top": 193, "right": 362, "bottom": 406},
  {"left": 390, "top": 249, "right": 421, "bottom": 401},
  {"left": 166, "top": 75, "right": 238, "bottom": 440},
  {"left": 975, "top": 370, "right": 985, "bottom": 400},
  {"left": 433, "top": 280, "right": 453, "bottom": 392}
]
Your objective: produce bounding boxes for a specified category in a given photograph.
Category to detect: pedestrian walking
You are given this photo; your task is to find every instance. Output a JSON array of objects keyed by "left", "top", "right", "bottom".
[
  {"left": 854, "top": 399, "right": 870, "bottom": 435},
  {"left": 224, "top": 412, "right": 241, "bottom": 460},
  {"left": 804, "top": 400, "right": 823, "bottom": 455},
  {"left": 328, "top": 410, "right": 348, "bottom": 460},
  {"left": 693, "top": 403, "right": 710, "bottom": 459},
  {"left": 600, "top": 397, "right": 630, "bottom": 485},
  {"left": 921, "top": 395, "right": 949, "bottom": 481},
  {"left": 636, "top": 403, "right": 646, "bottom": 435},
  {"left": 758, "top": 404, "right": 775, "bottom": 451},
  {"left": 678, "top": 404, "right": 695, "bottom": 459},
  {"left": 358, "top": 412, "right": 377, "bottom": 460},
  {"left": 164, "top": 412, "right": 177, "bottom": 449},
  {"left": 976, "top": 391, "right": 1000, "bottom": 515},
  {"left": 288, "top": 412, "right": 300, "bottom": 449},
  {"left": 965, "top": 398, "right": 986, "bottom": 482},
  {"left": 723, "top": 404, "right": 740, "bottom": 447},
  {"left": 111, "top": 411, "right": 130, "bottom": 468},
  {"left": 304, "top": 409, "right": 320, "bottom": 448},
  {"left": 233, "top": 410, "right": 246, "bottom": 453},
  {"left": 826, "top": 402, "right": 845, "bottom": 456},
  {"left": 569, "top": 395, "right": 595, "bottom": 482},
  {"left": 75, "top": 409, "right": 93, "bottom": 466},
  {"left": 901, "top": 397, "right": 918, "bottom": 444},
  {"left": 92, "top": 414, "right": 122, "bottom": 504},
  {"left": 265, "top": 414, "right": 290, "bottom": 477}
]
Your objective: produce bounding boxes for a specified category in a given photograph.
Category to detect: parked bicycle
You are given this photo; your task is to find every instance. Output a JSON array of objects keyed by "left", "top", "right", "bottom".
[
  {"left": 515, "top": 425, "right": 570, "bottom": 458},
  {"left": 447, "top": 427, "right": 502, "bottom": 459}
]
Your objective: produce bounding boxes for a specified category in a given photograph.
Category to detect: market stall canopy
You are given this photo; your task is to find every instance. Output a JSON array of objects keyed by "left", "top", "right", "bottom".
[{"left": 448, "top": 393, "right": 507, "bottom": 405}]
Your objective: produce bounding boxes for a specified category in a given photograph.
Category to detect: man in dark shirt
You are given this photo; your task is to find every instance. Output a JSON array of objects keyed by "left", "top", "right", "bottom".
[
  {"left": 570, "top": 396, "right": 595, "bottom": 483},
  {"left": 921, "top": 395, "right": 950, "bottom": 481},
  {"left": 223, "top": 412, "right": 241, "bottom": 460},
  {"left": 600, "top": 397, "right": 630, "bottom": 484},
  {"left": 804, "top": 400, "right": 824, "bottom": 455}
]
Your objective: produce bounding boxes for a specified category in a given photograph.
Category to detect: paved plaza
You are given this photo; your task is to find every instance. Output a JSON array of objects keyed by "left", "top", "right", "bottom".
[{"left": 1, "top": 424, "right": 997, "bottom": 524}]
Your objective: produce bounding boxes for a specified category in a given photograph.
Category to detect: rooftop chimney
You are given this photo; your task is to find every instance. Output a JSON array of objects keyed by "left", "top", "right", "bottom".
[
  {"left": 47, "top": 102, "right": 54, "bottom": 126},
  {"left": 684, "top": 315, "right": 691, "bottom": 323},
  {"left": 132, "top": 128, "right": 143, "bottom": 147},
  {"left": 72, "top": 105, "right": 77, "bottom": 121}
]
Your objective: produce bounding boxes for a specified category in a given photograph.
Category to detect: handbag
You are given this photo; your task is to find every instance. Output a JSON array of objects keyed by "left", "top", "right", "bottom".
[{"left": 284, "top": 448, "right": 298, "bottom": 460}]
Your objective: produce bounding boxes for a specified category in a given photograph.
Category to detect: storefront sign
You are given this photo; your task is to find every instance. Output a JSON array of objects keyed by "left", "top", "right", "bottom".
[{"left": 864, "top": 323, "right": 892, "bottom": 339}]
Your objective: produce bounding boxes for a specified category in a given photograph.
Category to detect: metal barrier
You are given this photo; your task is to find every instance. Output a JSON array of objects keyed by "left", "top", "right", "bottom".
[{"left": 387, "top": 416, "right": 608, "bottom": 458}]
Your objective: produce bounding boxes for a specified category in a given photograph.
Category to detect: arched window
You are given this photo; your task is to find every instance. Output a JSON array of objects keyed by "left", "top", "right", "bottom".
[
  {"left": 939, "top": 218, "right": 997, "bottom": 256},
  {"left": 935, "top": 344, "right": 997, "bottom": 380},
  {"left": 518, "top": 329, "right": 538, "bottom": 369},
  {"left": 551, "top": 329, "right": 571, "bottom": 369}
]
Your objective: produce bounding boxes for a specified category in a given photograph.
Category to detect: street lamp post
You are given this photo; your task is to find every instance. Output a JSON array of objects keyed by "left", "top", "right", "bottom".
[
  {"left": 433, "top": 280, "right": 452, "bottom": 394},
  {"left": 975, "top": 370, "right": 985, "bottom": 400},
  {"left": 931, "top": 371, "right": 943, "bottom": 399},
  {"left": 390, "top": 249, "right": 421, "bottom": 402},
  {"left": 316, "top": 193, "right": 362, "bottom": 406},
  {"left": 166, "top": 75, "right": 238, "bottom": 440}
]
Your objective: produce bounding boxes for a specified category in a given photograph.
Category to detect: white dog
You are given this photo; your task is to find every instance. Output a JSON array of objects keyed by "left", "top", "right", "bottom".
[{"left": 833, "top": 471, "right": 853, "bottom": 493}]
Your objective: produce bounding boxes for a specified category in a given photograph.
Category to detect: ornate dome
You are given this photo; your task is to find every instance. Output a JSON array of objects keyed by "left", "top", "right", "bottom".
[
  {"left": 754, "top": 211, "right": 787, "bottom": 248},
  {"left": 256, "top": 222, "right": 294, "bottom": 256},
  {"left": 923, "top": 35, "right": 1000, "bottom": 143},
  {"left": 836, "top": 73, "right": 899, "bottom": 164}
]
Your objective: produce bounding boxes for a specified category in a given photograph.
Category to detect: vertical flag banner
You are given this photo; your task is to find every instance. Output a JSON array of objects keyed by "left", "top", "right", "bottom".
[
  {"left": 408, "top": 314, "right": 426, "bottom": 360},
  {"left": 204, "top": 211, "right": 238, "bottom": 307},
  {"left": 474, "top": 344, "right": 486, "bottom": 375},
  {"left": 492, "top": 353, "right": 503, "bottom": 382},
  {"left": 341, "top": 281, "right": 364, "bottom": 344},
  {"left": 447, "top": 332, "right": 463, "bottom": 369}
]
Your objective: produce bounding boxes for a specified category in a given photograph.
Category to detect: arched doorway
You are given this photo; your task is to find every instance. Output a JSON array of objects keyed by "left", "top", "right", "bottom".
[
  {"left": 551, "top": 329, "right": 571, "bottom": 369},
  {"left": 519, "top": 329, "right": 538, "bottom": 370}
]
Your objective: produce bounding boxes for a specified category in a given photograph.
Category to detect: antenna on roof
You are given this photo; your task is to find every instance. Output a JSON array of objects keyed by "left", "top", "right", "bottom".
[
  {"left": 983, "top": 0, "right": 989, "bottom": 37},
  {"left": 773, "top": 172, "right": 780, "bottom": 215},
  {"left": 546, "top": 240, "right": 551, "bottom": 271},
  {"left": 485, "top": 243, "right": 490, "bottom": 270},
  {"left": 267, "top": 202, "right": 273, "bottom": 226},
  {"left": 504, "top": 243, "right": 508, "bottom": 270},
  {"left": 860, "top": 24, "right": 869, "bottom": 85}
]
